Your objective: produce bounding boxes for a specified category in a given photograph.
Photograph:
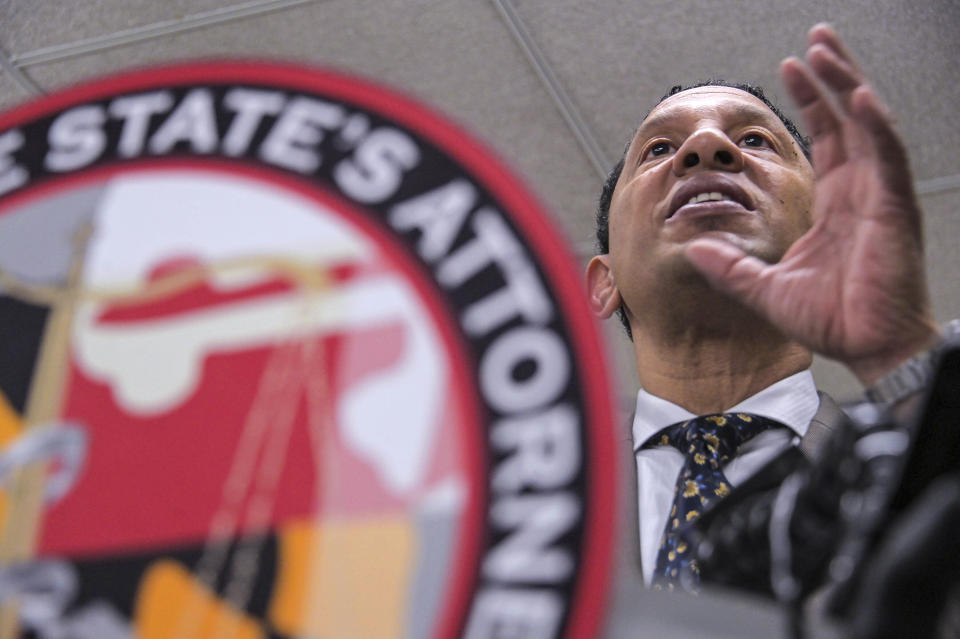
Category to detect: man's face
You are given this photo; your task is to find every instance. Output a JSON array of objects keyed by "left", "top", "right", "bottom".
[{"left": 605, "top": 86, "right": 815, "bottom": 321}]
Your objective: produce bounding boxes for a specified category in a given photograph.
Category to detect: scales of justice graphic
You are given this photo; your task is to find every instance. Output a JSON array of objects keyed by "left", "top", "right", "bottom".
[{"left": 0, "top": 63, "right": 617, "bottom": 639}]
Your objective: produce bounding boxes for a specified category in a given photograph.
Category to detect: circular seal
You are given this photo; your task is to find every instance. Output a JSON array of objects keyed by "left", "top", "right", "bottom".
[{"left": 0, "top": 63, "right": 617, "bottom": 639}]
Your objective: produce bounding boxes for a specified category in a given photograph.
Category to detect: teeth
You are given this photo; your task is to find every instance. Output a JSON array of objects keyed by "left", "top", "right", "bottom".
[{"left": 687, "top": 191, "right": 731, "bottom": 205}]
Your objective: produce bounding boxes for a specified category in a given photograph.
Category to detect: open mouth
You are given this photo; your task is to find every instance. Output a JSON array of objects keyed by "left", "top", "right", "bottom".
[
  {"left": 685, "top": 191, "right": 735, "bottom": 206},
  {"left": 667, "top": 177, "right": 754, "bottom": 219}
]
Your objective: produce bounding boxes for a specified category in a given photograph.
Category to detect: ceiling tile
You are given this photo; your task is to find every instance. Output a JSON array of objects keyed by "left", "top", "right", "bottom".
[
  {"left": 18, "top": 0, "right": 602, "bottom": 248},
  {"left": 514, "top": 0, "right": 960, "bottom": 181},
  {"left": 0, "top": 69, "right": 35, "bottom": 111},
  {"left": 0, "top": 0, "right": 269, "bottom": 54}
]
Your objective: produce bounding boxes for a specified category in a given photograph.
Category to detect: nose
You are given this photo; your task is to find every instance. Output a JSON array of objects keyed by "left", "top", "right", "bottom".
[{"left": 672, "top": 128, "right": 743, "bottom": 174}]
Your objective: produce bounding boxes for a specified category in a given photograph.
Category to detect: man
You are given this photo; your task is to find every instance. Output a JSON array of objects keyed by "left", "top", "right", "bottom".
[{"left": 586, "top": 23, "right": 943, "bottom": 592}]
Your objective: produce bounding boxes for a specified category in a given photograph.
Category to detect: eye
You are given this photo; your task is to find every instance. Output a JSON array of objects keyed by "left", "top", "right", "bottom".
[
  {"left": 650, "top": 142, "right": 671, "bottom": 156},
  {"left": 641, "top": 141, "right": 673, "bottom": 163},
  {"left": 740, "top": 133, "right": 770, "bottom": 148}
]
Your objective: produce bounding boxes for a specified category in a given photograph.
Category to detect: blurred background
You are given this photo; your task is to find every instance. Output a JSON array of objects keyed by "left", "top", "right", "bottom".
[{"left": 1, "top": 3, "right": 958, "bottom": 634}]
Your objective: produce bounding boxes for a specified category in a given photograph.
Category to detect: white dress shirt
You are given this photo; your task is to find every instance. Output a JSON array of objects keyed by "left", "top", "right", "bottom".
[{"left": 632, "top": 370, "right": 820, "bottom": 584}]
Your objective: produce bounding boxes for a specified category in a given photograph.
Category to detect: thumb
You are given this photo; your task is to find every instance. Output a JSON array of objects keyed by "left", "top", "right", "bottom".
[{"left": 684, "top": 239, "right": 773, "bottom": 309}]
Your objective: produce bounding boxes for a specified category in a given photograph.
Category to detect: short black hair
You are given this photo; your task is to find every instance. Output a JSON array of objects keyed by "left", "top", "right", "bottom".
[{"left": 595, "top": 81, "right": 811, "bottom": 336}]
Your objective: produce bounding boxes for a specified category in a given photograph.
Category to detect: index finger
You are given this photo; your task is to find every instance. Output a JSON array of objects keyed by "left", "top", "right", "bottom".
[
  {"left": 780, "top": 56, "right": 846, "bottom": 176},
  {"left": 807, "top": 23, "right": 864, "bottom": 76}
]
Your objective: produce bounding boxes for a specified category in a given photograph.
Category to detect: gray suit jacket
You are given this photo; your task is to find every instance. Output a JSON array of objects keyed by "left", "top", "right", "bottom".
[{"left": 798, "top": 391, "right": 846, "bottom": 461}]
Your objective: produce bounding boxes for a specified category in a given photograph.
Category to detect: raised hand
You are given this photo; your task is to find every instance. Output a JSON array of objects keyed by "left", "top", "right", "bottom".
[{"left": 683, "top": 23, "right": 940, "bottom": 385}]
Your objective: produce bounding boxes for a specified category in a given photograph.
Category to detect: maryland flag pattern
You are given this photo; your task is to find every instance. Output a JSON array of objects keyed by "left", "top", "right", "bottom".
[{"left": 0, "top": 60, "right": 618, "bottom": 639}]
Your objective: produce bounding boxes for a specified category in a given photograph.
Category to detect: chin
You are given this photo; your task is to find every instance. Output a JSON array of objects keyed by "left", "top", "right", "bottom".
[{"left": 702, "top": 231, "right": 787, "bottom": 265}]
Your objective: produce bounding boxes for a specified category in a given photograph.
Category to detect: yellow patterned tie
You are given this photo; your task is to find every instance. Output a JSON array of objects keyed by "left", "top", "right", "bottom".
[{"left": 645, "top": 413, "right": 780, "bottom": 592}]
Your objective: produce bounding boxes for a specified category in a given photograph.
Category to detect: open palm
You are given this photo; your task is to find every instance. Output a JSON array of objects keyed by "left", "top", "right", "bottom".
[{"left": 684, "top": 24, "right": 938, "bottom": 385}]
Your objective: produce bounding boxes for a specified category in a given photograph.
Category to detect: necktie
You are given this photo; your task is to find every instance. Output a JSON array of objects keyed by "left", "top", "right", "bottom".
[{"left": 646, "top": 412, "right": 780, "bottom": 592}]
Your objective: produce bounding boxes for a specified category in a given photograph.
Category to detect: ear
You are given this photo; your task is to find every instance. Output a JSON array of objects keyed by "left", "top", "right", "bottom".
[{"left": 585, "top": 254, "right": 622, "bottom": 319}]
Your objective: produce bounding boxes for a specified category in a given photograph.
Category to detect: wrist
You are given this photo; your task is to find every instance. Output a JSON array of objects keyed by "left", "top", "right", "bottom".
[
  {"left": 861, "top": 319, "right": 960, "bottom": 406},
  {"left": 847, "top": 319, "right": 942, "bottom": 387}
]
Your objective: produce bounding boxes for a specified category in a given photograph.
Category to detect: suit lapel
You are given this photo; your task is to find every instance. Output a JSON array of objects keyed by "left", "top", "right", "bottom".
[{"left": 798, "top": 392, "right": 846, "bottom": 461}]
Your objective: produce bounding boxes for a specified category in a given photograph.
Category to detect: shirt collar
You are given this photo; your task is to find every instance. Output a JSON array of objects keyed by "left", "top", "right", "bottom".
[{"left": 631, "top": 370, "right": 819, "bottom": 451}]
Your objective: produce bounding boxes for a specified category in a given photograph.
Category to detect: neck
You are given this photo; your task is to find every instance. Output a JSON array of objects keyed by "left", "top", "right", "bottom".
[{"left": 630, "top": 296, "right": 812, "bottom": 415}]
